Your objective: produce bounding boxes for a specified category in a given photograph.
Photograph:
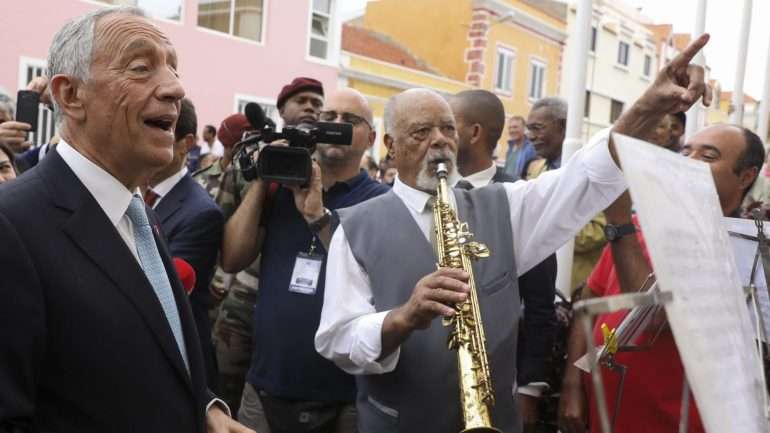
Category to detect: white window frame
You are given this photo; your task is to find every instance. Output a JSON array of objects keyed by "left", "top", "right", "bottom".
[
  {"left": 196, "top": 0, "right": 268, "bottom": 45},
  {"left": 17, "top": 57, "right": 58, "bottom": 148},
  {"left": 234, "top": 94, "right": 282, "bottom": 129},
  {"left": 493, "top": 45, "right": 516, "bottom": 95},
  {"left": 306, "top": 0, "right": 340, "bottom": 65},
  {"left": 617, "top": 40, "right": 630, "bottom": 67},
  {"left": 527, "top": 59, "right": 546, "bottom": 102}
]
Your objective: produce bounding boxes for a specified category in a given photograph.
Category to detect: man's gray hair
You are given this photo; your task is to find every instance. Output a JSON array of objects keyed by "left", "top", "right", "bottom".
[
  {"left": 531, "top": 97, "right": 567, "bottom": 121},
  {"left": 0, "top": 88, "right": 15, "bottom": 119},
  {"left": 47, "top": 6, "right": 146, "bottom": 115},
  {"left": 383, "top": 94, "right": 399, "bottom": 136},
  {"left": 383, "top": 88, "right": 445, "bottom": 136}
]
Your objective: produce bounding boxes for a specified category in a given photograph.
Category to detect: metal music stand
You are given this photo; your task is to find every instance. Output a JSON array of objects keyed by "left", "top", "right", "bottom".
[
  {"left": 728, "top": 210, "right": 770, "bottom": 418},
  {"left": 573, "top": 283, "right": 677, "bottom": 433},
  {"left": 578, "top": 211, "right": 770, "bottom": 433}
]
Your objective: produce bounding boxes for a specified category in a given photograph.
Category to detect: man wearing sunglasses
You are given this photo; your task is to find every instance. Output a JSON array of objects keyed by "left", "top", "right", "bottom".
[{"left": 223, "top": 83, "right": 389, "bottom": 433}]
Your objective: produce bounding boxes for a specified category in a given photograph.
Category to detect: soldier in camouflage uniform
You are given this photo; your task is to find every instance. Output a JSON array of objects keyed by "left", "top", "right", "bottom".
[
  {"left": 193, "top": 154, "right": 224, "bottom": 198},
  {"left": 193, "top": 113, "right": 259, "bottom": 414}
]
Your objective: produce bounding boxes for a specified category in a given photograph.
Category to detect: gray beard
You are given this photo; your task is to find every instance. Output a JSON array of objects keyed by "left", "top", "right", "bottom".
[{"left": 415, "top": 151, "right": 459, "bottom": 192}]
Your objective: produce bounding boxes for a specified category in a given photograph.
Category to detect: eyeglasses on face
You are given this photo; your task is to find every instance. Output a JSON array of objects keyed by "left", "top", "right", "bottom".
[
  {"left": 525, "top": 122, "right": 550, "bottom": 133},
  {"left": 319, "top": 110, "right": 372, "bottom": 129},
  {"left": 408, "top": 123, "right": 456, "bottom": 142}
]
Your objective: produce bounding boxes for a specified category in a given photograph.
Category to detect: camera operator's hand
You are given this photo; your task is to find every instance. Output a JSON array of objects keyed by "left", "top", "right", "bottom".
[{"left": 287, "top": 161, "right": 324, "bottom": 223}]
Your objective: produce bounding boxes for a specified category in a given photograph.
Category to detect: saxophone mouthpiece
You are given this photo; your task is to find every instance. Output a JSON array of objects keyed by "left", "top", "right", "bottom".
[{"left": 436, "top": 162, "right": 449, "bottom": 178}]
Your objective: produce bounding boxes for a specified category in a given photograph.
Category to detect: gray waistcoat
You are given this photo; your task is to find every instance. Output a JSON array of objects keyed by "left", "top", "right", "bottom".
[{"left": 338, "top": 185, "right": 522, "bottom": 433}]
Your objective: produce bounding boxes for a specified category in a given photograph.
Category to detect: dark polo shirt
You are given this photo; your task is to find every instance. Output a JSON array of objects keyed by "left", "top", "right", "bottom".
[{"left": 247, "top": 170, "right": 389, "bottom": 402}]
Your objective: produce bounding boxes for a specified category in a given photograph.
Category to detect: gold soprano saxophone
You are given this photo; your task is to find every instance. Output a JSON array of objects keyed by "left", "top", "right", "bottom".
[{"left": 433, "top": 163, "right": 501, "bottom": 433}]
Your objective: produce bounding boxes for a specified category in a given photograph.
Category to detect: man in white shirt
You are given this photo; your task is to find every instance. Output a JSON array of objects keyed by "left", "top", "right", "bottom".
[
  {"left": 314, "top": 34, "right": 711, "bottom": 433},
  {"left": 202, "top": 124, "right": 226, "bottom": 157},
  {"left": 0, "top": 6, "right": 250, "bottom": 433}
]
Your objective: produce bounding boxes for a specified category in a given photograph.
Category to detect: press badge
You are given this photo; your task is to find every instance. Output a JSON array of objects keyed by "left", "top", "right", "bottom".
[{"left": 289, "top": 252, "right": 324, "bottom": 295}]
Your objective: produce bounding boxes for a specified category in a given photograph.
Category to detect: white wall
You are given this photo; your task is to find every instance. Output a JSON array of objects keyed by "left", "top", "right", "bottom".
[{"left": 562, "top": 0, "right": 658, "bottom": 140}]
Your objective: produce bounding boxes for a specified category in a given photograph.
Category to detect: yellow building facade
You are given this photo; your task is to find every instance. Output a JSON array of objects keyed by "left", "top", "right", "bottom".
[{"left": 341, "top": 0, "right": 567, "bottom": 161}]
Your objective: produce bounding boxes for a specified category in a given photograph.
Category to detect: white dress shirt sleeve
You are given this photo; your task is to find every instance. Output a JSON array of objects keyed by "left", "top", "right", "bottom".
[
  {"left": 506, "top": 128, "right": 626, "bottom": 275},
  {"left": 315, "top": 129, "right": 625, "bottom": 374},
  {"left": 315, "top": 225, "right": 401, "bottom": 374}
]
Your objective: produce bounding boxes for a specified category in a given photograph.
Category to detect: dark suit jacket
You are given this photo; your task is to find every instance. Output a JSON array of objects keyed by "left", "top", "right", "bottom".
[
  {"left": 0, "top": 151, "right": 211, "bottom": 433},
  {"left": 492, "top": 166, "right": 558, "bottom": 386},
  {"left": 154, "top": 173, "right": 224, "bottom": 391}
]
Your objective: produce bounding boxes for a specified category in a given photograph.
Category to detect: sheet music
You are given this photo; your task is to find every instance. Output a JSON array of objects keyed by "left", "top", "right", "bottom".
[
  {"left": 726, "top": 217, "right": 770, "bottom": 341},
  {"left": 614, "top": 133, "right": 768, "bottom": 433}
]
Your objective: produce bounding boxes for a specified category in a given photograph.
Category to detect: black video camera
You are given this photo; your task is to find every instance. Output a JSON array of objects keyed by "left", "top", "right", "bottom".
[{"left": 235, "top": 102, "right": 353, "bottom": 186}]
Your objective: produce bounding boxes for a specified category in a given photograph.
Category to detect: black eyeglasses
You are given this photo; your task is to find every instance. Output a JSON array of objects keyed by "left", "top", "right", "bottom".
[{"left": 319, "top": 110, "right": 372, "bottom": 129}]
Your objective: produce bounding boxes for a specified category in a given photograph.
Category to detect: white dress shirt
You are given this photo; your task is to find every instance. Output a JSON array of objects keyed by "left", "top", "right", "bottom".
[
  {"left": 458, "top": 162, "right": 497, "bottom": 189},
  {"left": 200, "top": 140, "right": 224, "bottom": 157},
  {"left": 57, "top": 139, "right": 140, "bottom": 262},
  {"left": 149, "top": 166, "right": 188, "bottom": 209},
  {"left": 315, "top": 129, "right": 626, "bottom": 375}
]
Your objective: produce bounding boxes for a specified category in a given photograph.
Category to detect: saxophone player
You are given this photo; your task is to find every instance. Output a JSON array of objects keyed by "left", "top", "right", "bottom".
[{"left": 315, "top": 34, "right": 710, "bottom": 433}]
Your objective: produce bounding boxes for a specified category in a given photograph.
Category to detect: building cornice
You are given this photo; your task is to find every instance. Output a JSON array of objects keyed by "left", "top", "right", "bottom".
[
  {"left": 473, "top": 0, "right": 567, "bottom": 43},
  {"left": 339, "top": 53, "right": 469, "bottom": 95}
]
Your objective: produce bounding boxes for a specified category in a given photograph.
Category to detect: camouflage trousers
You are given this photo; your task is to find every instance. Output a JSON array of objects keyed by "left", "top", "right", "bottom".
[{"left": 212, "top": 272, "right": 258, "bottom": 415}]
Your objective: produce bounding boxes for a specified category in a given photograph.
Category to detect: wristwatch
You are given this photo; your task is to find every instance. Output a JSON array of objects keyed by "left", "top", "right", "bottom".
[
  {"left": 604, "top": 223, "right": 636, "bottom": 242},
  {"left": 307, "top": 208, "right": 332, "bottom": 233}
]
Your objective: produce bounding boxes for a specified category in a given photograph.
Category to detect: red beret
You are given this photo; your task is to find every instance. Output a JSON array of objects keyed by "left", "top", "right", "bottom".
[
  {"left": 217, "top": 113, "right": 252, "bottom": 149},
  {"left": 276, "top": 77, "right": 324, "bottom": 109}
]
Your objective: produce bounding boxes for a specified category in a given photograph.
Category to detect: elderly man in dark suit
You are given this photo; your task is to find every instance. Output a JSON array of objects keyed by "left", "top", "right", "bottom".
[
  {"left": 146, "top": 97, "right": 224, "bottom": 393},
  {"left": 0, "top": 6, "right": 251, "bottom": 433}
]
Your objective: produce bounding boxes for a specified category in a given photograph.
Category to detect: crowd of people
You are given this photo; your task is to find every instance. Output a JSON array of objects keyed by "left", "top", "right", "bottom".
[{"left": 0, "top": 5, "right": 767, "bottom": 433}]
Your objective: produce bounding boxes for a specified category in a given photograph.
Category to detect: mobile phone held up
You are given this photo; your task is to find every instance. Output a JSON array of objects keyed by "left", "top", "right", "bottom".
[{"left": 16, "top": 90, "right": 39, "bottom": 131}]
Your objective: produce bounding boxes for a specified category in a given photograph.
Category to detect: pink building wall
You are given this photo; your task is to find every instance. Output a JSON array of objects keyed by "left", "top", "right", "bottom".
[{"left": 0, "top": 0, "right": 340, "bottom": 132}]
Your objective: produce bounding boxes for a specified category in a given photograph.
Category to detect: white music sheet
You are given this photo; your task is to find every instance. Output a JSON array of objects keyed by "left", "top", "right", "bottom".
[{"left": 614, "top": 133, "right": 768, "bottom": 433}]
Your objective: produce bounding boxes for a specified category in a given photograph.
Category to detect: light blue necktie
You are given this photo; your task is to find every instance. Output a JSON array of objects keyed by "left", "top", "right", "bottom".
[{"left": 125, "top": 195, "right": 189, "bottom": 371}]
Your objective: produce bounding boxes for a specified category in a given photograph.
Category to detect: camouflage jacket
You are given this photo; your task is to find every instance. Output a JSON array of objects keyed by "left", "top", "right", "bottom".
[
  {"left": 192, "top": 159, "right": 225, "bottom": 202},
  {"left": 213, "top": 165, "right": 254, "bottom": 221}
]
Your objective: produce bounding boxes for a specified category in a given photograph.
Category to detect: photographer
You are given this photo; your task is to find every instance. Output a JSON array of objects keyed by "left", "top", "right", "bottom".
[
  {"left": 0, "top": 78, "right": 52, "bottom": 156},
  {"left": 221, "top": 78, "right": 389, "bottom": 433}
]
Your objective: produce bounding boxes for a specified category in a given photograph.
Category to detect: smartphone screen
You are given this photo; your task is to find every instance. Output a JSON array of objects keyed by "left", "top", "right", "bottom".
[{"left": 16, "top": 90, "right": 39, "bottom": 130}]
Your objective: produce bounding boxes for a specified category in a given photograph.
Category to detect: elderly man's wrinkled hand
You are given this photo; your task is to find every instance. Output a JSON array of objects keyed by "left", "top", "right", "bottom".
[
  {"left": 396, "top": 268, "right": 470, "bottom": 330},
  {"left": 641, "top": 33, "right": 712, "bottom": 114}
]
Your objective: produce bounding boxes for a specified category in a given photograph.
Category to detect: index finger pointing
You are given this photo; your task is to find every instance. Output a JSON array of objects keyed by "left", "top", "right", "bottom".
[{"left": 669, "top": 33, "right": 709, "bottom": 70}]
